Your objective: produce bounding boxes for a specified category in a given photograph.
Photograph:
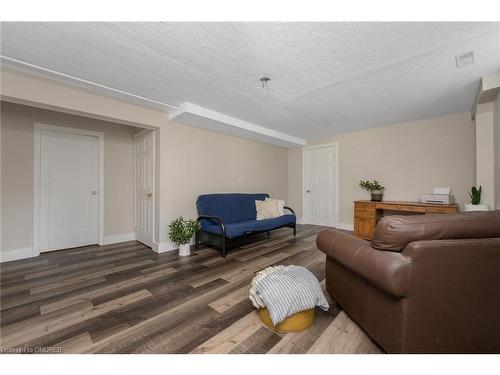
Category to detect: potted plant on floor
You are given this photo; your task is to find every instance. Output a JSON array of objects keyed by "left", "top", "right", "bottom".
[
  {"left": 359, "top": 179, "right": 385, "bottom": 201},
  {"left": 464, "top": 186, "right": 489, "bottom": 211},
  {"left": 169, "top": 217, "right": 198, "bottom": 256}
]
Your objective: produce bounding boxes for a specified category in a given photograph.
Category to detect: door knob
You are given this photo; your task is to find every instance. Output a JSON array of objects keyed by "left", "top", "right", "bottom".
[
  {"left": 91, "top": 190, "right": 97, "bottom": 195},
  {"left": 306, "top": 190, "right": 311, "bottom": 193},
  {"left": 147, "top": 192, "right": 153, "bottom": 198}
]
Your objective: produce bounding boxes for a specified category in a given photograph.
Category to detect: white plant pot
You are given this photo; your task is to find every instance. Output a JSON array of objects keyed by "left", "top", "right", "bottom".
[
  {"left": 178, "top": 243, "right": 191, "bottom": 257},
  {"left": 464, "top": 203, "right": 490, "bottom": 212}
]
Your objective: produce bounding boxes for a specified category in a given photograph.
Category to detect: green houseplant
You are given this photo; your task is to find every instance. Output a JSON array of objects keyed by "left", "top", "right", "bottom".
[
  {"left": 469, "top": 185, "right": 481, "bottom": 204},
  {"left": 464, "top": 185, "right": 489, "bottom": 212},
  {"left": 359, "top": 179, "right": 385, "bottom": 201},
  {"left": 169, "top": 217, "right": 198, "bottom": 256}
]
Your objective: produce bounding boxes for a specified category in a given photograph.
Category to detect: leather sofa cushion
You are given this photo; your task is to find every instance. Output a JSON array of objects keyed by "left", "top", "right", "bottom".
[
  {"left": 371, "top": 210, "right": 500, "bottom": 252},
  {"left": 203, "top": 214, "right": 296, "bottom": 238}
]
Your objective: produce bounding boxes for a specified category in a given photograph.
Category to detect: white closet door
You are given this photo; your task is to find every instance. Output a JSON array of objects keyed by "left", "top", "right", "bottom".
[
  {"left": 135, "top": 130, "right": 155, "bottom": 247},
  {"left": 304, "top": 145, "right": 336, "bottom": 227},
  {"left": 40, "top": 130, "right": 99, "bottom": 252}
]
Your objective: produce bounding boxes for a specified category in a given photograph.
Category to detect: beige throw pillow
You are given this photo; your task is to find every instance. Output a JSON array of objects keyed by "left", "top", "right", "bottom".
[
  {"left": 256, "top": 199, "right": 281, "bottom": 220},
  {"left": 266, "top": 197, "right": 285, "bottom": 216}
]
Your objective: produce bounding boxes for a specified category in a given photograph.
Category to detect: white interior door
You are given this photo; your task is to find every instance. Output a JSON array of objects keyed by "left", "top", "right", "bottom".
[
  {"left": 135, "top": 130, "right": 155, "bottom": 247},
  {"left": 304, "top": 145, "right": 337, "bottom": 227},
  {"left": 40, "top": 130, "right": 99, "bottom": 252}
]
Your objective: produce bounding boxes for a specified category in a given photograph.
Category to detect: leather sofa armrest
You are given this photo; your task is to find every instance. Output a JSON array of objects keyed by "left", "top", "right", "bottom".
[{"left": 317, "top": 229, "right": 412, "bottom": 298}]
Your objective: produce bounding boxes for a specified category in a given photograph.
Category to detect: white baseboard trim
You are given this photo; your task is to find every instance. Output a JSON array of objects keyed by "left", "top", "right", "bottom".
[
  {"left": 152, "top": 241, "right": 178, "bottom": 253},
  {"left": 102, "top": 232, "right": 136, "bottom": 245},
  {"left": 1, "top": 247, "right": 35, "bottom": 263},
  {"left": 1, "top": 233, "right": 144, "bottom": 263},
  {"left": 335, "top": 222, "right": 354, "bottom": 231},
  {"left": 152, "top": 237, "right": 198, "bottom": 254},
  {"left": 297, "top": 218, "right": 349, "bottom": 230}
]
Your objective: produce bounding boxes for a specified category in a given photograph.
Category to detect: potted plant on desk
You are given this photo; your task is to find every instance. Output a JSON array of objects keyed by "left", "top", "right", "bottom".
[
  {"left": 464, "top": 186, "right": 489, "bottom": 212},
  {"left": 169, "top": 217, "right": 198, "bottom": 256},
  {"left": 359, "top": 179, "right": 385, "bottom": 202}
]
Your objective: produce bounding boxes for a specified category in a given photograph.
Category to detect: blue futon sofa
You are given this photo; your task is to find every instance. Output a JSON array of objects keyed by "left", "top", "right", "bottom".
[{"left": 195, "top": 193, "right": 296, "bottom": 257}]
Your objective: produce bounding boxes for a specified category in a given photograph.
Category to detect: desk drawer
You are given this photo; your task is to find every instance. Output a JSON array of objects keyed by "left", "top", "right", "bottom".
[
  {"left": 375, "top": 203, "right": 426, "bottom": 213},
  {"left": 355, "top": 207, "right": 375, "bottom": 218},
  {"left": 354, "top": 217, "right": 376, "bottom": 239},
  {"left": 425, "top": 206, "right": 458, "bottom": 214}
]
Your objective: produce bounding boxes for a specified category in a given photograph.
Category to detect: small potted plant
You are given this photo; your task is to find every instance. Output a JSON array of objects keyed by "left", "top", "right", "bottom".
[
  {"left": 464, "top": 186, "right": 489, "bottom": 212},
  {"left": 169, "top": 217, "right": 198, "bottom": 256},
  {"left": 359, "top": 179, "right": 385, "bottom": 201}
]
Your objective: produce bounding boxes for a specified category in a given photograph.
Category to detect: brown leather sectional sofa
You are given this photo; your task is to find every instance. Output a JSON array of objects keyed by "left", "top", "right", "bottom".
[{"left": 316, "top": 210, "right": 500, "bottom": 353}]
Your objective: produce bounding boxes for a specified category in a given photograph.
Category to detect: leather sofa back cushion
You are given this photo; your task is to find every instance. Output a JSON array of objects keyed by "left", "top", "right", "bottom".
[{"left": 371, "top": 210, "right": 500, "bottom": 252}]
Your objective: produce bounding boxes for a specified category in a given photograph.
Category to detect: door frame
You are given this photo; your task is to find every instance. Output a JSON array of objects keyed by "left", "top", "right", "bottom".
[
  {"left": 302, "top": 142, "right": 339, "bottom": 227},
  {"left": 133, "top": 128, "right": 156, "bottom": 248},
  {"left": 33, "top": 122, "right": 104, "bottom": 256}
]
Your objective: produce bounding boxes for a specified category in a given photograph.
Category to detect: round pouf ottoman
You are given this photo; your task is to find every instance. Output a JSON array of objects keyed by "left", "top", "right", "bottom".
[
  {"left": 258, "top": 307, "right": 315, "bottom": 333},
  {"left": 249, "top": 265, "right": 329, "bottom": 333}
]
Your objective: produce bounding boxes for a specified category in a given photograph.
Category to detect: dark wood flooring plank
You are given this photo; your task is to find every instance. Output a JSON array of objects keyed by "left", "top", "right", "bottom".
[
  {"left": 55, "top": 332, "right": 94, "bottom": 353},
  {"left": 0, "top": 290, "right": 152, "bottom": 349},
  {"left": 0, "top": 301, "right": 42, "bottom": 326},
  {"left": 267, "top": 311, "right": 338, "bottom": 354},
  {"left": 39, "top": 267, "right": 177, "bottom": 315},
  {"left": 174, "top": 300, "right": 255, "bottom": 354},
  {"left": 190, "top": 311, "right": 263, "bottom": 354},
  {"left": 23, "top": 250, "right": 154, "bottom": 281},
  {"left": 229, "top": 327, "right": 282, "bottom": 354},
  {"left": 1, "top": 277, "right": 108, "bottom": 310},
  {"left": 0, "top": 259, "right": 154, "bottom": 297},
  {"left": 30, "top": 259, "right": 155, "bottom": 295}
]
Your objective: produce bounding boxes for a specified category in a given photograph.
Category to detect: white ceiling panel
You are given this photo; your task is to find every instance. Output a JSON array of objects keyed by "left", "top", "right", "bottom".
[{"left": 1, "top": 22, "right": 499, "bottom": 141}]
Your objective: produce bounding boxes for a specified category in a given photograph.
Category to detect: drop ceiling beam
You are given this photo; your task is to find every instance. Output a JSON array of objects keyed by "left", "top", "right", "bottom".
[
  {"left": 169, "top": 102, "right": 306, "bottom": 148},
  {"left": 471, "top": 72, "right": 500, "bottom": 121}
]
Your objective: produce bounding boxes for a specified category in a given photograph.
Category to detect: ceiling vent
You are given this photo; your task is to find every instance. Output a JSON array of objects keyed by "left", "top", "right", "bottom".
[{"left": 455, "top": 51, "right": 474, "bottom": 68}]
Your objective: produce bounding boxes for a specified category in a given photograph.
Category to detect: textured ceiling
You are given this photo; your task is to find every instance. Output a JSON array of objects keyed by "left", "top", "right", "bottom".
[{"left": 1, "top": 22, "right": 499, "bottom": 139}]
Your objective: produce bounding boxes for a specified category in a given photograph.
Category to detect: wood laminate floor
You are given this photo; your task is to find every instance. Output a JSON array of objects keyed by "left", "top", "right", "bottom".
[{"left": 0, "top": 225, "right": 382, "bottom": 354}]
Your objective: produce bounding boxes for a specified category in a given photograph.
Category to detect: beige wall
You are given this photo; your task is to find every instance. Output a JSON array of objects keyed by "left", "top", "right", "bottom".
[
  {"left": 476, "top": 102, "right": 496, "bottom": 209},
  {"left": 288, "top": 112, "right": 476, "bottom": 226},
  {"left": 1, "top": 102, "right": 137, "bottom": 255},
  {"left": 287, "top": 147, "right": 304, "bottom": 218},
  {"left": 158, "top": 119, "right": 288, "bottom": 245},
  {"left": 495, "top": 93, "right": 500, "bottom": 209},
  {"left": 1, "top": 67, "right": 167, "bottom": 129}
]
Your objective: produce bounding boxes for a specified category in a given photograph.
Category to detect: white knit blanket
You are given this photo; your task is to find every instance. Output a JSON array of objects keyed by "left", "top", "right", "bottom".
[{"left": 249, "top": 265, "right": 329, "bottom": 325}]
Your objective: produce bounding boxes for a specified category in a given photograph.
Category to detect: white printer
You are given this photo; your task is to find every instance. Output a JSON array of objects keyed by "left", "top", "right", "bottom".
[{"left": 419, "top": 187, "right": 454, "bottom": 205}]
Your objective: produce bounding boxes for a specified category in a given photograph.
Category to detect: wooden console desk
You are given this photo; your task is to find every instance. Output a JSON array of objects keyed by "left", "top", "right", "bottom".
[{"left": 354, "top": 200, "right": 459, "bottom": 240}]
